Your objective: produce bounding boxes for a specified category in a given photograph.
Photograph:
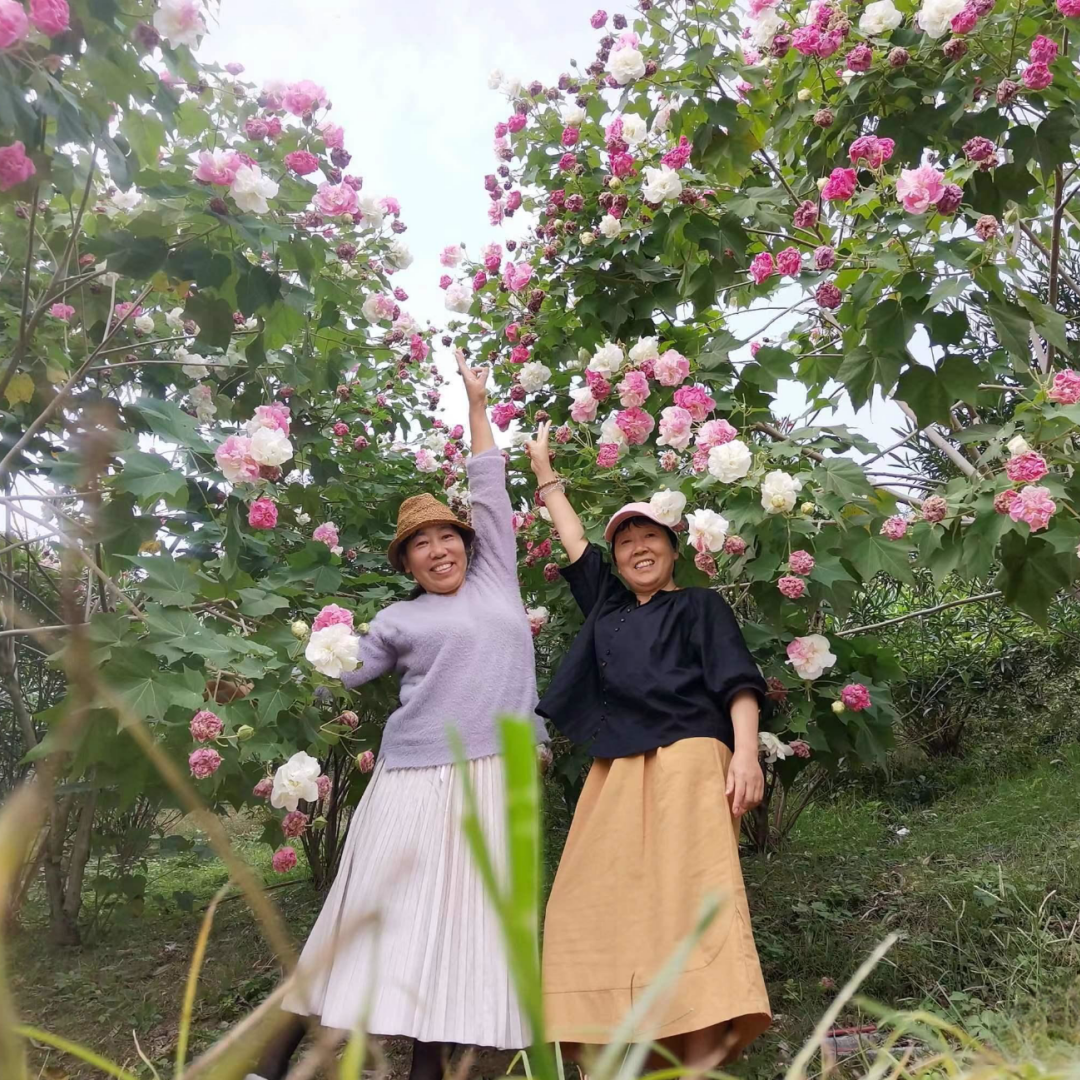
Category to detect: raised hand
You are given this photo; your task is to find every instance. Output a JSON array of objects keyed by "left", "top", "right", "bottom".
[
  {"left": 524, "top": 420, "right": 555, "bottom": 482},
  {"left": 455, "top": 350, "right": 490, "bottom": 409}
]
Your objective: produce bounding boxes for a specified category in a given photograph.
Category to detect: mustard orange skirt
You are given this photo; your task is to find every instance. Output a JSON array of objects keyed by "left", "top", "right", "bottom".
[{"left": 542, "top": 737, "right": 771, "bottom": 1062}]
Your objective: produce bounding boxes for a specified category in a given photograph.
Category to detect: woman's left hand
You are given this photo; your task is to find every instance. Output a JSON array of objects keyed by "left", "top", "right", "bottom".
[
  {"left": 456, "top": 350, "right": 490, "bottom": 408},
  {"left": 726, "top": 748, "right": 764, "bottom": 818}
]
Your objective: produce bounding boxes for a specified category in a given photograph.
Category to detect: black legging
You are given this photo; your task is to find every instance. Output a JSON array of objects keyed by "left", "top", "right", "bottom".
[{"left": 253, "top": 1011, "right": 455, "bottom": 1080}]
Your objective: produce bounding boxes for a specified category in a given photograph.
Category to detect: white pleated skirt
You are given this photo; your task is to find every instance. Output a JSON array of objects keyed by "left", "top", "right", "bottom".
[{"left": 282, "top": 755, "right": 530, "bottom": 1049}]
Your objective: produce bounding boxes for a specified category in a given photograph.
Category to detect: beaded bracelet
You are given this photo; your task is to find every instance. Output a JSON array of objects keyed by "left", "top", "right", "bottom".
[{"left": 535, "top": 477, "right": 566, "bottom": 504}]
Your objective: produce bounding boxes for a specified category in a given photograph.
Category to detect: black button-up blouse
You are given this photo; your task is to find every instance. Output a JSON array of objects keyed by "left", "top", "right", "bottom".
[{"left": 536, "top": 544, "right": 768, "bottom": 759}]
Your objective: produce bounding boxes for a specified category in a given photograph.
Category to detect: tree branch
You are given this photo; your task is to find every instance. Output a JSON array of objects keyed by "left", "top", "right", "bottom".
[
  {"left": 0, "top": 280, "right": 155, "bottom": 483},
  {"left": 836, "top": 591, "right": 1002, "bottom": 637},
  {"left": 896, "top": 401, "right": 978, "bottom": 478},
  {"left": 1020, "top": 221, "right": 1080, "bottom": 301}
]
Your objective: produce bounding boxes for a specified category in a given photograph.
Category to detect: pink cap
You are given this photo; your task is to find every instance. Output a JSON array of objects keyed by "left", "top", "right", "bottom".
[{"left": 603, "top": 502, "right": 672, "bottom": 543}]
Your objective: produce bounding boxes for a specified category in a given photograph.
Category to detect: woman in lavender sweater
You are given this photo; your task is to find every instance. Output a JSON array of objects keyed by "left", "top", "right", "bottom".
[{"left": 249, "top": 357, "right": 545, "bottom": 1080}]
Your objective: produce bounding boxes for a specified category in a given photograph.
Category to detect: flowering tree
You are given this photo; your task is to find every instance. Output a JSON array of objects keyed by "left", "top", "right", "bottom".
[
  {"left": 437, "top": 0, "right": 1080, "bottom": 845},
  {"left": 0, "top": 0, "right": 466, "bottom": 939}
]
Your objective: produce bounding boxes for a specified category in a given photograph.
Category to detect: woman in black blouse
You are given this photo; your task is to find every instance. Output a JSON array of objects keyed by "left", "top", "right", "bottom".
[{"left": 526, "top": 421, "right": 771, "bottom": 1073}]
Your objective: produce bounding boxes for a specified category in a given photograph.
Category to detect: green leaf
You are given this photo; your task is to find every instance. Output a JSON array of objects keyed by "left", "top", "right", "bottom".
[
  {"left": 251, "top": 683, "right": 300, "bottom": 726},
  {"left": 85, "top": 611, "right": 131, "bottom": 664},
  {"left": 185, "top": 293, "right": 235, "bottom": 350},
  {"left": 896, "top": 364, "right": 953, "bottom": 427},
  {"left": 119, "top": 111, "right": 166, "bottom": 168},
  {"left": 142, "top": 606, "right": 236, "bottom": 665},
  {"left": 103, "top": 654, "right": 205, "bottom": 724},
  {"left": 103, "top": 233, "right": 170, "bottom": 278},
  {"left": 994, "top": 531, "right": 1071, "bottom": 625},
  {"left": 101, "top": 132, "right": 136, "bottom": 191},
  {"left": 221, "top": 503, "right": 242, "bottom": 581},
  {"left": 237, "top": 588, "right": 290, "bottom": 617},
  {"left": 812, "top": 458, "right": 874, "bottom": 501},
  {"left": 961, "top": 507, "right": 1012, "bottom": 578},
  {"left": 995, "top": 163, "right": 1037, "bottom": 206},
  {"left": 865, "top": 299, "right": 915, "bottom": 364},
  {"left": 836, "top": 346, "right": 901, "bottom": 410},
  {"left": 987, "top": 297, "right": 1032, "bottom": 359},
  {"left": 120, "top": 551, "right": 201, "bottom": 607},
  {"left": 844, "top": 529, "right": 915, "bottom": 585},
  {"left": 263, "top": 301, "right": 306, "bottom": 351},
  {"left": 236, "top": 262, "right": 283, "bottom": 316},
  {"left": 1016, "top": 291, "right": 1071, "bottom": 354},
  {"left": 938, "top": 354, "right": 983, "bottom": 404},
  {"left": 126, "top": 396, "right": 213, "bottom": 453},
  {"left": 318, "top": 301, "right": 340, "bottom": 329},
  {"left": 923, "top": 277, "right": 967, "bottom": 311},
  {"left": 927, "top": 311, "right": 969, "bottom": 347},
  {"left": 113, "top": 450, "right": 188, "bottom": 503},
  {"left": 754, "top": 346, "right": 796, "bottom": 381},
  {"left": 287, "top": 240, "right": 317, "bottom": 285},
  {"left": 1032, "top": 108, "right": 1079, "bottom": 180},
  {"left": 166, "top": 246, "right": 232, "bottom": 289},
  {"left": 696, "top": 329, "right": 738, "bottom": 371}
]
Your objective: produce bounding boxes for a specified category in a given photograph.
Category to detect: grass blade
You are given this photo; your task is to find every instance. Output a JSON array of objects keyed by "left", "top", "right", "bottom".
[
  {"left": 590, "top": 894, "right": 721, "bottom": 1080},
  {"left": 0, "top": 786, "right": 43, "bottom": 1080},
  {"left": 14, "top": 1026, "right": 139, "bottom": 1080},
  {"left": 784, "top": 933, "right": 899, "bottom": 1080},
  {"left": 176, "top": 881, "right": 231, "bottom": 1079},
  {"left": 450, "top": 717, "right": 556, "bottom": 1080},
  {"left": 338, "top": 1027, "right": 368, "bottom": 1080}
]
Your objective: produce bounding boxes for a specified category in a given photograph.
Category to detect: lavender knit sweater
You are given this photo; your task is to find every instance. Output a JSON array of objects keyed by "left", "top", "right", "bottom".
[{"left": 341, "top": 448, "right": 545, "bottom": 767}]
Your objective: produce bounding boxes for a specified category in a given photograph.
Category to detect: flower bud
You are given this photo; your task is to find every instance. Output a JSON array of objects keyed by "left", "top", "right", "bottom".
[
  {"left": 236, "top": 724, "right": 255, "bottom": 741},
  {"left": 357, "top": 622, "right": 371, "bottom": 636},
  {"left": 813, "top": 108, "right": 834, "bottom": 128},
  {"left": 608, "top": 176, "right": 623, "bottom": 191},
  {"left": 580, "top": 231, "right": 596, "bottom": 246},
  {"left": 577, "top": 348, "right": 590, "bottom": 366},
  {"left": 290, "top": 619, "right": 310, "bottom": 640},
  {"left": 831, "top": 700, "right": 846, "bottom": 715},
  {"left": 797, "top": 88, "right": 812, "bottom": 101},
  {"left": 311, "top": 816, "right": 328, "bottom": 831},
  {"left": 888, "top": 46, "right": 909, "bottom": 67},
  {"left": 800, "top": 502, "right": 815, "bottom": 515}
]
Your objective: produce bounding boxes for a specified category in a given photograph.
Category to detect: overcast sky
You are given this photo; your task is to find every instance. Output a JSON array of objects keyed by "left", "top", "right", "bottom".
[{"left": 198, "top": 0, "right": 907, "bottom": 450}]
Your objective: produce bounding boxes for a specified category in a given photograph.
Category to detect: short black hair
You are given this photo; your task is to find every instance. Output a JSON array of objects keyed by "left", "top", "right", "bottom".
[{"left": 610, "top": 515, "right": 678, "bottom": 551}]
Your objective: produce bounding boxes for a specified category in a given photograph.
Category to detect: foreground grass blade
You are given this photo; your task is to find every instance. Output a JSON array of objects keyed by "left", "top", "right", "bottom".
[
  {"left": 784, "top": 933, "right": 899, "bottom": 1080},
  {"left": 590, "top": 894, "right": 721, "bottom": 1080},
  {"left": 451, "top": 717, "right": 556, "bottom": 1080},
  {"left": 176, "top": 882, "right": 231, "bottom": 1079},
  {"left": 338, "top": 1026, "right": 368, "bottom": 1080},
  {"left": 0, "top": 786, "right": 43, "bottom": 1080},
  {"left": 14, "top": 1026, "right": 139, "bottom": 1080}
]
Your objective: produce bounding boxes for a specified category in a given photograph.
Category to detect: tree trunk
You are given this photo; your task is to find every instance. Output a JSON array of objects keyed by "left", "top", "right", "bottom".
[{"left": 43, "top": 797, "right": 80, "bottom": 946}]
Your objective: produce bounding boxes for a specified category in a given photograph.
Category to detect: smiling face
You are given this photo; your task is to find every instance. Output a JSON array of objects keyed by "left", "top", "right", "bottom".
[
  {"left": 611, "top": 517, "right": 677, "bottom": 597},
  {"left": 401, "top": 524, "right": 469, "bottom": 595}
]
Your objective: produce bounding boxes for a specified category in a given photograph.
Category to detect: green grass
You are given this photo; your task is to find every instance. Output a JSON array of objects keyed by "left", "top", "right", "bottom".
[
  {"left": 738, "top": 745, "right": 1080, "bottom": 1075},
  {"left": 9, "top": 744, "right": 1080, "bottom": 1079}
]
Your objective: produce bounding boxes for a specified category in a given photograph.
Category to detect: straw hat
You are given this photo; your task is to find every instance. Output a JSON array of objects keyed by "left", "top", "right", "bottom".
[{"left": 387, "top": 493, "right": 474, "bottom": 572}]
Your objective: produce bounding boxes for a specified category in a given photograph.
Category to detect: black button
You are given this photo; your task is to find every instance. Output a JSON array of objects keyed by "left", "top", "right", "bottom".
[
  {"left": 620, "top": 618, "right": 625, "bottom": 623},
  {"left": 602, "top": 660, "right": 607, "bottom": 667}
]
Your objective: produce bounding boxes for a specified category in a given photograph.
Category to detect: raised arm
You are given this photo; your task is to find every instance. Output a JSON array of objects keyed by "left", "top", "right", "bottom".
[
  {"left": 524, "top": 420, "right": 588, "bottom": 564},
  {"left": 456, "top": 349, "right": 495, "bottom": 455}
]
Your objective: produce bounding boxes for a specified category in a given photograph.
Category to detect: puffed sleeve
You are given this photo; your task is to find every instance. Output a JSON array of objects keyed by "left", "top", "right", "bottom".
[
  {"left": 559, "top": 543, "right": 621, "bottom": 617},
  {"left": 340, "top": 615, "right": 398, "bottom": 690},
  {"left": 464, "top": 447, "right": 518, "bottom": 584},
  {"left": 695, "top": 589, "right": 768, "bottom": 712}
]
